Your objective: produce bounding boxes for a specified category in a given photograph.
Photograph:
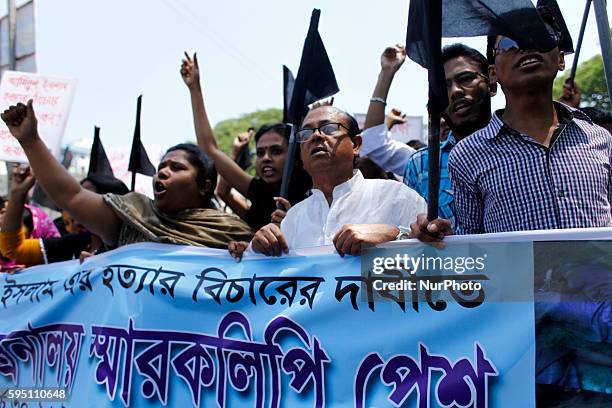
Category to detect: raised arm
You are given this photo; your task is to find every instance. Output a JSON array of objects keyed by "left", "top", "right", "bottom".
[
  {"left": 181, "top": 52, "right": 253, "bottom": 196},
  {"left": 215, "top": 133, "right": 252, "bottom": 218},
  {"left": 2, "top": 165, "right": 34, "bottom": 234},
  {"left": 0, "top": 101, "right": 121, "bottom": 245},
  {"left": 364, "top": 44, "right": 406, "bottom": 129}
]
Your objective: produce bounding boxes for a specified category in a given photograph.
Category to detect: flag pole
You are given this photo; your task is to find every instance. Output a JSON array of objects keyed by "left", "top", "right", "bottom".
[
  {"left": 278, "top": 124, "right": 296, "bottom": 207},
  {"left": 592, "top": 0, "right": 612, "bottom": 103},
  {"left": 570, "top": 0, "right": 592, "bottom": 84},
  {"left": 426, "top": 0, "right": 443, "bottom": 222},
  {"left": 427, "top": 110, "right": 441, "bottom": 221},
  {"left": 131, "top": 172, "right": 136, "bottom": 192}
]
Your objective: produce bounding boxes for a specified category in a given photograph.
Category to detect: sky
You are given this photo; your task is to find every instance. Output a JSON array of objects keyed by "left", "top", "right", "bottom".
[{"left": 1, "top": 0, "right": 610, "bottom": 156}]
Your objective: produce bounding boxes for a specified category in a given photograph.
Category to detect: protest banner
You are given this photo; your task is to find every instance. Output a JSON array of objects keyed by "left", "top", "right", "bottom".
[
  {"left": 0, "top": 71, "right": 76, "bottom": 162},
  {"left": 0, "top": 228, "right": 610, "bottom": 407}
]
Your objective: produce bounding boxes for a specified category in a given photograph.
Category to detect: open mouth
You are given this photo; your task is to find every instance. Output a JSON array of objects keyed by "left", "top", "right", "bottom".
[
  {"left": 261, "top": 166, "right": 276, "bottom": 178},
  {"left": 310, "top": 145, "right": 329, "bottom": 156},
  {"left": 153, "top": 181, "right": 167, "bottom": 197},
  {"left": 516, "top": 54, "right": 543, "bottom": 69}
]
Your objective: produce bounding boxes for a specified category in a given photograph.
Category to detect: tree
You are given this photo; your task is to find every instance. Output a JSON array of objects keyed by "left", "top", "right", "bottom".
[
  {"left": 554, "top": 54, "right": 609, "bottom": 111},
  {"left": 213, "top": 108, "right": 283, "bottom": 155}
]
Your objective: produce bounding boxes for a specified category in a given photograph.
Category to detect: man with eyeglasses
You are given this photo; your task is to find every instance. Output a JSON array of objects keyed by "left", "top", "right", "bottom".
[
  {"left": 412, "top": 6, "right": 611, "bottom": 240},
  {"left": 247, "top": 105, "right": 426, "bottom": 257},
  {"left": 360, "top": 43, "right": 496, "bottom": 227}
]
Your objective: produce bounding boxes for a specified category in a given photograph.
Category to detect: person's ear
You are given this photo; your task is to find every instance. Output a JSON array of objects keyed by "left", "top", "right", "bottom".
[
  {"left": 352, "top": 134, "right": 362, "bottom": 156},
  {"left": 488, "top": 64, "right": 498, "bottom": 85},
  {"left": 200, "top": 179, "right": 212, "bottom": 196},
  {"left": 558, "top": 51, "right": 565, "bottom": 71},
  {"left": 488, "top": 75, "right": 498, "bottom": 97}
]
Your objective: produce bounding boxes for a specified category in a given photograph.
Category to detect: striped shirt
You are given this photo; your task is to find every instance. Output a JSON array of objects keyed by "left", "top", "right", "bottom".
[
  {"left": 448, "top": 102, "right": 612, "bottom": 234},
  {"left": 403, "top": 133, "right": 457, "bottom": 227}
]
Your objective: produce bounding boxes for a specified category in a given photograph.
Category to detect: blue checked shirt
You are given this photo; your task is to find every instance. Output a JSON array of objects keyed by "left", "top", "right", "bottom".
[
  {"left": 403, "top": 133, "right": 457, "bottom": 227},
  {"left": 448, "top": 103, "right": 612, "bottom": 234}
]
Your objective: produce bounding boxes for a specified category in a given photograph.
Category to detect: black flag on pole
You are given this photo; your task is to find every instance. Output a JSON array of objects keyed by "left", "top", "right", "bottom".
[
  {"left": 128, "top": 95, "right": 155, "bottom": 178},
  {"left": 278, "top": 9, "right": 338, "bottom": 202},
  {"left": 407, "top": 0, "right": 558, "bottom": 112},
  {"left": 87, "top": 126, "right": 114, "bottom": 178},
  {"left": 287, "top": 9, "right": 339, "bottom": 125},
  {"left": 406, "top": 0, "right": 446, "bottom": 114},
  {"left": 440, "top": 0, "right": 557, "bottom": 51},
  {"left": 283, "top": 65, "right": 295, "bottom": 124}
]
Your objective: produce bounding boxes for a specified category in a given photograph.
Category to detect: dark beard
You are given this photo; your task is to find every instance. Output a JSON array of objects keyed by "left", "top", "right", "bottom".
[{"left": 444, "top": 96, "right": 492, "bottom": 140}]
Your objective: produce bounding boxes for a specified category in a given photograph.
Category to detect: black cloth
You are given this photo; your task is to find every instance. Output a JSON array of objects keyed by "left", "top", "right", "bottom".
[
  {"left": 287, "top": 9, "right": 339, "bottom": 125},
  {"left": 53, "top": 216, "right": 68, "bottom": 236},
  {"left": 128, "top": 95, "right": 155, "bottom": 177},
  {"left": 245, "top": 178, "right": 309, "bottom": 230},
  {"left": 88, "top": 126, "right": 115, "bottom": 177},
  {"left": 283, "top": 65, "right": 295, "bottom": 124},
  {"left": 42, "top": 231, "right": 92, "bottom": 263},
  {"left": 406, "top": 0, "right": 558, "bottom": 113}
]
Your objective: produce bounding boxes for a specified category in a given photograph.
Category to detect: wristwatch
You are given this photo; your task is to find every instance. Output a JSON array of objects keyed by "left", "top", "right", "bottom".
[{"left": 396, "top": 225, "right": 411, "bottom": 240}]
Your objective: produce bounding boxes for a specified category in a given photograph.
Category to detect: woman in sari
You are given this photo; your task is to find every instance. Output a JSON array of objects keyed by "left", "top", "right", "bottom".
[{"left": 0, "top": 101, "right": 253, "bottom": 249}]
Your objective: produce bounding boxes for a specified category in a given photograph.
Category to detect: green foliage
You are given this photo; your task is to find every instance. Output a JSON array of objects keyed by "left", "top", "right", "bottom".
[
  {"left": 554, "top": 55, "right": 610, "bottom": 110},
  {"left": 213, "top": 108, "right": 283, "bottom": 154}
]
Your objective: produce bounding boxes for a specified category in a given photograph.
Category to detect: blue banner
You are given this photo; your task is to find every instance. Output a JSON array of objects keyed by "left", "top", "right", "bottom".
[{"left": 0, "top": 236, "right": 542, "bottom": 407}]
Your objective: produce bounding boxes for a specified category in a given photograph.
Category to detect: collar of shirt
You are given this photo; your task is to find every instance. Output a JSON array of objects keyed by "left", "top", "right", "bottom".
[
  {"left": 442, "top": 132, "right": 457, "bottom": 151},
  {"left": 311, "top": 170, "right": 364, "bottom": 204},
  {"left": 484, "top": 101, "right": 594, "bottom": 140}
]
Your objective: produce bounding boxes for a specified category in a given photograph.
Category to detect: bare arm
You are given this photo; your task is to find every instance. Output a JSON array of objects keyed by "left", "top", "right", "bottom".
[
  {"left": 2, "top": 165, "right": 34, "bottom": 233},
  {"left": 216, "top": 176, "right": 249, "bottom": 219},
  {"left": 215, "top": 132, "right": 252, "bottom": 218},
  {"left": 181, "top": 52, "right": 253, "bottom": 196},
  {"left": 0, "top": 101, "right": 121, "bottom": 246},
  {"left": 364, "top": 45, "right": 406, "bottom": 130}
]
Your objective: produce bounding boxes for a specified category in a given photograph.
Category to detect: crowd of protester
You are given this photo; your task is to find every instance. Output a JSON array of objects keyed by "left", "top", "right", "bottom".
[
  {"left": 0, "top": 5, "right": 609, "bottom": 264},
  {"left": 0, "top": 4, "right": 610, "bottom": 406}
]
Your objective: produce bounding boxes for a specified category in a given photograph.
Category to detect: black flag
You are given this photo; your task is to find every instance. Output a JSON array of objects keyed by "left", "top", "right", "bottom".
[
  {"left": 128, "top": 95, "right": 155, "bottom": 178},
  {"left": 278, "top": 9, "right": 337, "bottom": 201},
  {"left": 536, "top": 0, "right": 574, "bottom": 53},
  {"left": 283, "top": 65, "right": 295, "bottom": 124},
  {"left": 87, "top": 126, "right": 114, "bottom": 177},
  {"left": 287, "top": 9, "right": 339, "bottom": 125},
  {"left": 406, "top": 0, "right": 446, "bottom": 114},
  {"left": 407, "top": 0, "right": 557, "bottom": 112}
]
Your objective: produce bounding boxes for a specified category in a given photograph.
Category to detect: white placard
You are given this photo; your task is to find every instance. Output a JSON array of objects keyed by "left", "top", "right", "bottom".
[
  {"left": 0, "top": 71, "right": 76, "bottom": 162},
  {"left": 354, "top": 112, "right": 425, "bottom": 143}
]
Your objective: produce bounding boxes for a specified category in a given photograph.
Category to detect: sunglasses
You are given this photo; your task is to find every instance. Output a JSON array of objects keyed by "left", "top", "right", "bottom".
[{"left": 494, "top": 26, "right": 560, "bottom": 57}]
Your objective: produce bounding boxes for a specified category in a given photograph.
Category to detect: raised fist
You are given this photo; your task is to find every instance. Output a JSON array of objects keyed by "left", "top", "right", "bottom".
[{"left": 1, "top": 99, "right": 38, "bottom": 146}]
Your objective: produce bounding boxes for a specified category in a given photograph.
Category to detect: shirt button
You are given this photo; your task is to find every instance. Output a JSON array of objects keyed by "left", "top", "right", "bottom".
[{"left": 557, "top": 189, "right": 565, "bottom": 198}]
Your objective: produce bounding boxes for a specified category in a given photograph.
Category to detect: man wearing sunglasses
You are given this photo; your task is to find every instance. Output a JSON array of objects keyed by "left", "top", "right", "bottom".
[
  {"left": 249, "top": 105, "right": 426, "bottom": 257},
  {"left": 360, "top": 43, "right": 496, "bottom": 227},
  {"left": 412, "top": 6, "right": 611, "bottom": 240}
]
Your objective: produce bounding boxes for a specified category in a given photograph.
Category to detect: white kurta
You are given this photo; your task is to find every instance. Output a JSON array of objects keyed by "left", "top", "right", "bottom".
[{"left": 280, "top": 170, "right": 426, "bottom": 249}]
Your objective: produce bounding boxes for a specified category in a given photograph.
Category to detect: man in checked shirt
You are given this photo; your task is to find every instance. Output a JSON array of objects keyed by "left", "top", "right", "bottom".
[{"left": 412, "top": 6, "right": 612, "bottom": 241}]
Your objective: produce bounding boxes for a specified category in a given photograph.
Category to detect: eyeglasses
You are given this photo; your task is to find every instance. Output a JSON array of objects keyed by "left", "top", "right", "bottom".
[
  {"left": 446, "top": 71, "right": 488, "bottom": 90},
  {"left": 295, "top": 122, "right": 350, "bottom": 143},
  {"left": 494, "top": 26, "right": 560, "bottom": 57}
]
